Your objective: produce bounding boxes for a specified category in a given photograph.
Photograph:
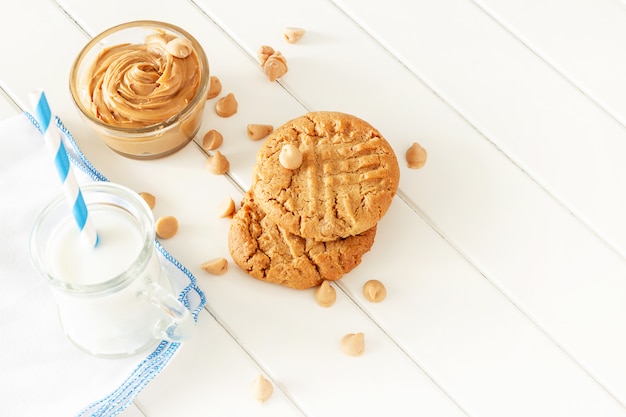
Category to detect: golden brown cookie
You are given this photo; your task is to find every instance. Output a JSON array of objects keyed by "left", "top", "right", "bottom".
[
  {"left": 252, "top": 111, "right": 399, "bottom": 241},
  {"left": 228, "top": 192, "right": 377, "bottom": 289}
]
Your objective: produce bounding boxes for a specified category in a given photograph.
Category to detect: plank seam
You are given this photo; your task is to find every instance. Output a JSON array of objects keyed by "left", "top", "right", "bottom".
[
  {"left": 470, "top": 0, "right": 626, "bottom": 130},
  {"left": 201, "top": 305, "right": 309, "bottom": 417}
]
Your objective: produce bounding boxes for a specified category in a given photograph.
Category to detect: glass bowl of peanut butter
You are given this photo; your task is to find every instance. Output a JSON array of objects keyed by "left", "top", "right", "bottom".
[{"left": 70, "top": 21, "right": 209, "bottom": 159}]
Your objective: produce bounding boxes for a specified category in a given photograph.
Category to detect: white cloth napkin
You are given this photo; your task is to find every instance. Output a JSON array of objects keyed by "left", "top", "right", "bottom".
[{"left": 0, "top": 113, "right": 205, "bottom": 417}]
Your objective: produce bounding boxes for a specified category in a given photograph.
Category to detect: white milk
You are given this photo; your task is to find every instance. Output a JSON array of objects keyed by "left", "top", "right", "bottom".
[
  {"left": 48, "top": 207, "right": 143, "bottom": 285},
  {"left": 47, "top": 206, "right": 168, "bottom": 357}
]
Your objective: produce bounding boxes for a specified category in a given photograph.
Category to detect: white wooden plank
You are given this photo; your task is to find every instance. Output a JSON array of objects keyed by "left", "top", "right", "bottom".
[
  {"left": 329, "top": 0, "right": 626, "bottom": 257},
  {"left": 145, "top": 280, "right": 468, "bottom": 416},
  {"left": 474, "top": 0, "right": 626, "bottom": 127},
  {"left": 190, "top": 0, "right": 626, "bottom": 411},
  {"left": 136, "top": 309, "right": 306, "bottom": 417},
  {"left": 335, "top": 0, "right": 626, "bottom": 405},
  {"left": 0, "top": 1, "right": 88, "bottom": 118},
  {"left": 337, "top": 200, "right": 626, "bottom": 417}
]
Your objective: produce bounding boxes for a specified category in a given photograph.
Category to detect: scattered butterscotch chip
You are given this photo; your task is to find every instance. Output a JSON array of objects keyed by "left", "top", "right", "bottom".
[
  {"left": 202, "top": 129, "right": 224, "bottom": 150},
  {"left": 314, "top": 281, "right": 336, "bottom": 307},
  {"left": 217, "top": 197, "right": 236, "bottom": 218},
  {"left": 139, "top": 192, "right": 156, "bottom": 210},
  {"left": 283, "top": 27, "right": 305, "bottom": 43},
  {"left": 406, "top": 142, "right": 427, "bottom": 169},
  {"left": 363, "top": 279, "right": 386, "bottom": 302},
  {"left": 257, "top": 45, "right": 288, "bottom": 82},
  {"left": 247, "top": 124, "right": 273, "bottom": 141},
  {"left": 215, "top": 93, "right": 238, "bottom": 117},
  {"left": 257, "top": 45, "right": 275, "bottom": 66},
  {"left": 263, "top": 52, "right": 288, "bottom": 82},
  {"left": 251, "top": 374, "right": 273, "bottom": 404},
  {"left": 205, "top": 150, "right": 230, "bottom": 175},
  {"left": 278, "top": 144, "right": 303, "bottom": 170},
  {"left": 201, "top": 257, "right": 229, "bottom": 275},
  {"left": 156, "top": 216, "right": 178, "bottom": 239},
  {"left": 206, "top": 75, "right": 222, "bottom": 99},
  {"left": 340, "top": 332, "right": 365, "bottom": 356}
]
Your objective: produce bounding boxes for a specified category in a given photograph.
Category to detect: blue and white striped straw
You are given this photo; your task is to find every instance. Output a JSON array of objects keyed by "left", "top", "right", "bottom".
[{"left": 31, "top": 91, "right": 99, "bottom": 247}]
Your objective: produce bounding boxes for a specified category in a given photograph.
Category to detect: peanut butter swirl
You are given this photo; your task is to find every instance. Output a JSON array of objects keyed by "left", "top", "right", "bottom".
[{"left": 86, "top": 32, "right": 201, "bottom": 128}]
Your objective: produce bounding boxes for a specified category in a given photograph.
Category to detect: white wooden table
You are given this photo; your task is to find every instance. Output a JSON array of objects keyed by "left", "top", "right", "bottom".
[{"left": 2, "top": 1, "right": 626, "bottom": 416}]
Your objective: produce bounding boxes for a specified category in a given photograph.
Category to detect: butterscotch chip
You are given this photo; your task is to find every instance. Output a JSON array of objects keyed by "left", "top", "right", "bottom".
[
  {"left": 251, "top": 375, "right": 273, "bottom": 404},
  {"left": 278, "top": 144, "right": 302, "bottom": 170},
  {"left": 340, "top": 332, "right": 365, "bottom": 356},
  {"left": 206, "top": 151, "right": 230, "bottom": 174},
  {"left": 257, "top": 45, "right": 275, "bottom": 66},
  {"left": 202, "top": 129, "right": 223, "bottom": 150},
  {"left": 252, "top": 112, "right": 400, "bottom": 241},
  {"left": 215, "top": 93, "right": 238, "bottom": 117},
  {"left": 257, "top": 46, "right": 288, "bottom": 82},
  {"left": 247, "top": 124, "right": 273, "bottom": 141},
  {"left": 263, "top": 51, "right": 288, "bottom": 82},
  {"left": 165, "top": 37, "right": 192, "bottom": 59},
  {"left": 156, "top": 216, "right": 178, "bottom": 239},
  {"left": 139, "top": 192, "right": 156, "bottom": 210},
  {"left": 217, "top": 197, "right": 236, "bottom": 218},
  {"left": 283, "top": 27, "right": 305, "bottom": 43},
  {"left": 201, "top": 257, "right": 228, "bottom": 275},
  {"left": 314, "top": 281, "right": 336, "bottom": 307},
  {"left": 228, "top": 192, "right": 376, "bottom": 289},
  {"left": 406, "top": 142, "right": 427, "bottom": 169},
  {"left": 363, "top": 279, "right": 386, "bottom": 302},
  {"left": 206, "top": 75, "right": 222, "bottom": 99}
]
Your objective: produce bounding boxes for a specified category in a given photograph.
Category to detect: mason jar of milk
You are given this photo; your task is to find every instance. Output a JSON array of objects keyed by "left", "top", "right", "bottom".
[{"left": 29, "top": 182, "right": 194, "bottom": 358}]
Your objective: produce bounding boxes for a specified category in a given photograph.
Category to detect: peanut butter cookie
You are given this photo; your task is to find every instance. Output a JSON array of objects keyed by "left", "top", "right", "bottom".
[
  {"left": 252, "top": 111, "right": 399, "bottom": 241},
  {"left": 228, "top": 192, "right": 377, "bottom": 289}
]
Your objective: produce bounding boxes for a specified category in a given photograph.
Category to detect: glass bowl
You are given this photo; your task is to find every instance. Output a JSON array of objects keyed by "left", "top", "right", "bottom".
[{"left": 70, "top": 21, "right": 209, "bottom": 159}]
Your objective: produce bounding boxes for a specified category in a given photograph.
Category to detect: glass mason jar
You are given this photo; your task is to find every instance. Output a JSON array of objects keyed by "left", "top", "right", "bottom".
[{"left": 29, "top": 182, "right": 194, "bottom": 358}]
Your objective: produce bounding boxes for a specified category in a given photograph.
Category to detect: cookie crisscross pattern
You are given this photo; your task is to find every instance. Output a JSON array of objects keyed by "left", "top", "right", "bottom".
[{"left": 253, "top": 112, "right": 400, "bottom": 242}]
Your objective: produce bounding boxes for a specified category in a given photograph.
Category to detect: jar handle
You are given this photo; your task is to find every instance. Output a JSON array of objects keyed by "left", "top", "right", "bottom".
[{"left": 143, "top": 282, "right": 195, "bottom": 342}]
